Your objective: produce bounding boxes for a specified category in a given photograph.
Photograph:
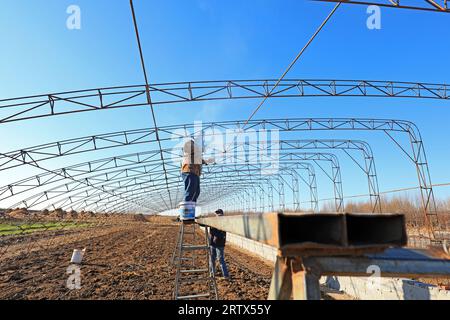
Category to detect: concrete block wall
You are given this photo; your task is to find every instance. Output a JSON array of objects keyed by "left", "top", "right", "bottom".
[
  {"left": 227, "top": 233, "right": 277, "bottom": 263},
  {"left": 201, "top": 225, "right": 278, "bottom": 262},
  {"left": 225, "top": 232, "right": 450, "bottom": 300}
]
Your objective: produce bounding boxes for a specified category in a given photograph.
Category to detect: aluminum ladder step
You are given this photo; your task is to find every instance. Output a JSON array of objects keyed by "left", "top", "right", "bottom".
[
  {"left": 180, "top": 268, "right": 209, "bottom": 273},
  {"left": 176, "top": 293, "right": 210, "bottom": 300},
  {"left": 179, "top": 277, "right": 211, "bottom": 283},
  {"left": 182, "top": 245, "right": 209, "bottom": 251},
  {"left": 175, "top": 257, "right": 194, "bottom": 261}
]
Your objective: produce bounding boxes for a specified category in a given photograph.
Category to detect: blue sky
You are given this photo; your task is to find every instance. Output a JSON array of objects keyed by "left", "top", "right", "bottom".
[{"left": 0, "top": 0, "right": 449, "bottom": 208}]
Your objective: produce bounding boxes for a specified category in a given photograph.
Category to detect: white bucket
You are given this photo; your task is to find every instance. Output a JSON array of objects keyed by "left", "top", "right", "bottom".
[
  {"left": 70, "top": 248, "right": 86, "bottom": 264},
  {"left": 179, "top": 201, "right": 196, "bottom": 220}
]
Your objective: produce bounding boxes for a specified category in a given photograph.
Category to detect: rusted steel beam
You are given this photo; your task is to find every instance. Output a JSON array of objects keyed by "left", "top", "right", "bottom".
[
  {"left": 268, "top": 256, "right": 322, "bottom": 300},
  {"left": 196, "top": 213, "right": 347, "bottom": 249},
  {"left": 197, "top": 212, "right": 407, "bottom": 253},
  {"left": 268, "top": 256, "right": 293, "bottom": 300},
  {"left": 268, "top": 248, "right": 450, "bottom": 300},
  {"left": 346, "top": 213, "right": 407, "bottom": 246},
  {"left": 290, "top": 259, "right": 322, "bottom": 300}
]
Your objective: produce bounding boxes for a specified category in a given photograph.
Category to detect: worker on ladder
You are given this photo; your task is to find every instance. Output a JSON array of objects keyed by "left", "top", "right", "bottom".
[
  {"left": 209, "top": 209, "right": 230, "bottom": 280},
  {"left": 172, "top": 139, "right": 220, "bottom": 300},
  {"left": 181, "top": 138, "right": 214, "bottom": 203}
]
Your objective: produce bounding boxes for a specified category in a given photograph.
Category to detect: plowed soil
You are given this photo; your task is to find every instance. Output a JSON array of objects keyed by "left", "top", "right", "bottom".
[{"left": 0, "top": 216, "right": 350, "bottom": 300}]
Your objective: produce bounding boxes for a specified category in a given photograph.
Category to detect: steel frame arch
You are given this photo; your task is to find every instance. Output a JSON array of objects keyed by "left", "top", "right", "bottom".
[
  {"left": 54, "top": 158, "right": 338, "bottom": 214},
  {"left": 64, "top": 154, "right": 334, "bottom": 212},
  {"left": 0, "top": 118, "right": 427, "bottom": 215},
  {"left": 1, "top": 137, "right": 379, "bottom": 214},
  {"left": 40, "top": 164, "right": 296, "bottom": 213},
  {"left": 112, "top": 173, "right": 290, "bottom": 214},
  {"left": 113, "top": 169, "right": 303, "bottom": 214},
  {"left": 117, "top": 168, "right": 309, "bottom": 215},
  {"left": 205, "top": 165, "right": 318, "bottom": 212},
  {"left": 163, "top": 117, "right": 438, "bottom": 236},
  {"left": 0, "top": 117, "right": 437, "bottom": 237},
  {"left": 5, "top": 152, "right": 327, "bottom": 211},
  {"left": 0, "top": 79, "right": 448, "bottom": 124},
  {"left": 229, "top": 139, "right": 380, "bottom": 212},
  {"left": 6, "top": 134, "right": 382, "bottom": 212},
  {"left": 75, "top": 159, "right": 335, "bottom": 214},
  {"left": 97, "top": 156, "right": 338, "bottom": 214},
  {"left": 0, "top": 118, "right": 424, "bottom": 214},
  {"left": 0, "top": 138, "right": 376, "bottom": 206}
]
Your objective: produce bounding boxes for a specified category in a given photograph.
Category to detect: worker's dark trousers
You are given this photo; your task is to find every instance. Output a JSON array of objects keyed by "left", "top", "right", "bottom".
[{"left": 182, "top": 172, "right": 200, "bottom": 202}]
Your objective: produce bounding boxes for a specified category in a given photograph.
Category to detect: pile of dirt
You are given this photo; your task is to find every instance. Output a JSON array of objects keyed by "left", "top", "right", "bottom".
[
  {"left": 95, "top": 213, "right": 109, "bottom": 219},
  {"left": 49, "top": 208, "right": 66, "bottom": 219},
  {"left": 6, "top": 208, "right": 30, "bottom": 220},
  {"left": 108, "top": 213, "right": 123, "bottom": 221},
  {"left": 79, "top": 211, "right": 96, "bottom": 219},
  {"left": 133, "top": 214, "right": 148, "bottom": 222},
  {"left": 66, "top": 211, "right": 78, "bottom": 219}
]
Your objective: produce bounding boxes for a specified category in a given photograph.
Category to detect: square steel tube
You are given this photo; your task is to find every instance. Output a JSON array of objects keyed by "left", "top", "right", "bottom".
[
  {"left": 345, "top": 213, "right": 407, "bottom": 246},
  {"left": 197, "top": 212, "right": 407, "bottom": 250},
  {"left": 197, "top": 213, "right": 347, "bottom": 248}
]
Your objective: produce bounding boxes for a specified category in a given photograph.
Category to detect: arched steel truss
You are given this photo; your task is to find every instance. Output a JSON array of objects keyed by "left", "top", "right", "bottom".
[
  {"left": 0, "top": 119, "right": 427, "bottom": 208},
  {"left": 111, "top": 164, "right": 320, "bottom": 211},
  {"left": 92, "top": 170, "right": 287, "bottom": 214},
  {"left": 16, "top": 154, "right": 341, "bottom": 214},
  {"left": 113, "top": 166, "right": 312, "bottom": 215},
  {"left": 105, "top": 165, "right": 318, "bottom": 214},
  {"left": 220, "top": 168, "right": 315, "bottom": 214},
  {"left": 1, "top": 138, "right": 379, "bottom": 212},
  {"left": 0, "top": 117, "right": 439, "bottom": 236},
  {"left": 166, "top": 117, "right": 438, "bottom": 232},
  {"left": 231, "top": 139, "right": 380, "bottom": 212},
  {"left": 197, "top": 164, "right": 320, "bottom": 214},
  {"left": 198, "top": 165, "right": 318, "bottom": 213},
  {"left": 0, "top": 79, "right": 448, "bottom": 124},
  {"left": 97, "top": 153, "right": 344, "bottom": 212}
]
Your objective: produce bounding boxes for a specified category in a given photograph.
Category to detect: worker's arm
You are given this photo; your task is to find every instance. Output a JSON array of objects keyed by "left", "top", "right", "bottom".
[
  {"left": 209, "top": 227, "right": 216, "bottom": 244},
  {"left": 210, "top": 227, "right": 217, "bottom": 238}
]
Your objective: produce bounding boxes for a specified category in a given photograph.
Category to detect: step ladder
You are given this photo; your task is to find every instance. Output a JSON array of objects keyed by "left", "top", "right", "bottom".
[{"left": 172, "top": 220, "right": 218, "bottom": 300}]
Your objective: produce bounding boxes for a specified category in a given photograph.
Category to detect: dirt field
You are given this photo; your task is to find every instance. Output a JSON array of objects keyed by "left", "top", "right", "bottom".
[{"left": 0, "top": 216, "right": 353, "bottom": 300}]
